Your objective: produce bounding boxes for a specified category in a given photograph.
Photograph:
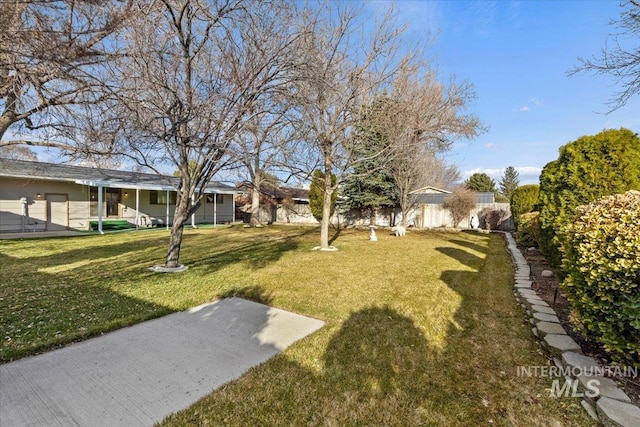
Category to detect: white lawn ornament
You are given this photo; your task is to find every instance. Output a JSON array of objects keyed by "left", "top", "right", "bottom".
[
  {"left": 369, "top": 227, "right": 378, "bottom": 242},
  {"left": 392, "top": 225, "right": 406, "bottom": 237},
  {"left": 470, "top": 214, "right": 480, "bottom": 230}
]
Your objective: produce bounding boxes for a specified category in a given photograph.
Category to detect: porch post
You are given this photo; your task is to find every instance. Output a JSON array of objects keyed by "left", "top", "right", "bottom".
[
  {"left": 213, "top": 193, "right": 217, "bottom": 226},
  {"left": 135, "top": 188, "right": 140, "bottom": 231},
  {"left": 97, "top": 185, "right": 104, "bottom": 234},
  {"left": 166, "top": 190, "right": 170, "bottom": 231},
  {"left": 232, "top": 193, "right": 235, "bottom": 224}
]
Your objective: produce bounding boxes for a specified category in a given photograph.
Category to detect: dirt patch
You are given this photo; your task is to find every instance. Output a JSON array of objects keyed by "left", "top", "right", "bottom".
[{"left": 518, "top": 244, "right": 640, "bottom": 405}]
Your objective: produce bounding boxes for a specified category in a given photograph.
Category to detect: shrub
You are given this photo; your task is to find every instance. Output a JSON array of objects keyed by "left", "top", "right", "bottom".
[
  {"left": 516, "top": 211, "right": 540, "bottom": 247},
  {"left": 559, "top": 190, "right": 640, "bottom": 366},
  {"left": 479, "top": 208, "right": 509, "bottom": 230},
  {"left": 309, "top": 169, "right": 337, "bottom": 222},
  {"left": 510, "top": 184, "right": 539, "bottom": 230},
  {"left": 538, "top": 128, "right": 640, "bottom": 268},
  {"left": 443, "top": 186, "right": 476, "bottom": 227}
]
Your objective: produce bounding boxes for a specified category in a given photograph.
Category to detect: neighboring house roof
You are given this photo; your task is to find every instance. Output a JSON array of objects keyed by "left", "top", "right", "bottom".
[
  {"left": 0, "top": 158, "right": 237, "bottom": 193},
  {"left": 412, "top": 192, "right": 495, "bottom": 204},
  {"left": 409, "top": 186, "right": 452, "bottom": 195},
  {"left": 237, "top": 183, "right": 310, "bottom": 201}
]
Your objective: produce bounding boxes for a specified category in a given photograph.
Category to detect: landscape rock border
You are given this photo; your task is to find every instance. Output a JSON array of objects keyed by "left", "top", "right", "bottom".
[{"left": 504, "top": 232, "right": 640, "bottom": 427}]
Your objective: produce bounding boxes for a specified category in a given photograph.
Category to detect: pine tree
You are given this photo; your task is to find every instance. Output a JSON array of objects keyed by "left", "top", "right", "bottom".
[
  {"left": 499, "top": 166, "right": 520, "bottom": 200},
  {"left": 464, "top": 173, "right": 496, "bottom": 193},
  {"left": 342, "top": 101, "right": 398, "bottom": 223}
]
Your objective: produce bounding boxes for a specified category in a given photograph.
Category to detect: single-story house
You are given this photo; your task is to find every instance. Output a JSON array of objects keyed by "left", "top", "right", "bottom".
[
  {"left": 235, "top": 183, "right": 316, "bottom": 224},
  {"left": 0, "top": 158, "right": 238, "bottom": 233}
]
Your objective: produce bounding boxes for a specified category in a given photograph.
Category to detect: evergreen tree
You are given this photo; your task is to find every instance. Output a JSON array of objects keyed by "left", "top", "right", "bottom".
[
  {"left": 309, "top": 170, "right": 337, "bottom": 222},
  {"left": 464, "top": 173, "right": 497, "bottom": 193},
  {"left": 538, "top": 128, "right": 640, "bottom": 267},
  {"left": 342, "top": 97, "right": 398, "bottom": 223},
  {"left": 499, "top": 166, "right": 520, "bottom": 200}
]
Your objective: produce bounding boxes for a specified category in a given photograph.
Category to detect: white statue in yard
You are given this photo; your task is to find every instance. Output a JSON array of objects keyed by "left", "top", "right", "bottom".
[
  {"left": 392, "top": 225, "right": 406, "bottom": 236},
  {"left": 470, "top": 214, "right": 479, "bottom": 230},
  {"left": 369, "top": 227, "right": 378, "bottom": 241}
]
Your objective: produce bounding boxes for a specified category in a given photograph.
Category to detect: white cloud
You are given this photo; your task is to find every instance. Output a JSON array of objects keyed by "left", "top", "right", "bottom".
[
  {"left": 528, "top": 97, "right": 543, "bottom": 107},
  {"left": 518, "top": 97, "right": 543, "bottom": 112},
  {"left": 485, "top": 142, "right": 496, "bottom": 149}
]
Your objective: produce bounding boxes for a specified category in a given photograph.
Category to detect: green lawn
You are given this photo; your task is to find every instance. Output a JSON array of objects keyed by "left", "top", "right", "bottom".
[{"left": 0, "top": 226, "right": 594, "bottom": 426}]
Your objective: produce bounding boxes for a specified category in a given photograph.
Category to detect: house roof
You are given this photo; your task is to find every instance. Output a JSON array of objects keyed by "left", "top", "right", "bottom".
[
  {"left": 412, "top": 192, "right": 495, "bottom": 205},
  {"left": 409, "top": 186, "right": 452, "bottom": 195},
  {"left": 0, "top": 158, "right": 238, "bottom": 193},
  {"left": 237, "top": 183, "right": 310, "bottom": 201}
]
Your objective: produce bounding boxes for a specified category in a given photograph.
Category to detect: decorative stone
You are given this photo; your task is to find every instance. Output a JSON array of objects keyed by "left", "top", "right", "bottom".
[
  {"left": 561, "top": 352, "right": 600, "bottom": 373},
  {"left": 525, "top": 298, "right": 548, "bottom": 307},
  {"left": 541, "top": 270, "right": 554, "bottom": 278},
  {"left": 577, "top": 375, "right": 631, "bottom": 405},
  {"left": 536, "top": 321, "right": 567, "bottom": 337},
  {"left": 531, "top": 304, "right": 557, "bottom": 315},
  {"left": 149, "top": 264, "right": 189, "bottom": 273},
  {"left": 581, "top": 400, "right": 599, "bottom": 422},
  {"left": 596, "top": 396, "right": 640, "bottom": 427},
  {"left": 543, "top": 334, "right": 582, "bottom": 356},
  {"left": 553, "top": 357, "right": 563, "bottom": 369},
  {"left": 533, "top": 312, "right": 560, "bottom": 323},
  {"left": 515, "top": 282, "right": 532, "bottom": 289},
  {"left": 532, "top": 327, "right": 538, "bottom": 337}
]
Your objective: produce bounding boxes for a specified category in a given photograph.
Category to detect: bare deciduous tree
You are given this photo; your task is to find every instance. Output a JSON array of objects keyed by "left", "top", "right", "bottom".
[
  {"left": 103, "top": 0, "right": 297, "bottom": 268},
  {"left": 0, "top": 144, "right": 37, "bottom": 161},
  {"left": 0, "top": 0, "right": 132, "bottom": 144},
  {"left": 371, "top": 60, "right": 484, "bottom": 226},
  {"left": 443, "top": 186, "right": 476, "bottom": 228},
  {"left": 291, "top": 3, "right": 404, "bottom": 250},
  {"left": 228, "top": 8, "right": 303, "bottom": 227},
  {"left": 571, "top": 1, "right": 640, "bottom": 111}
]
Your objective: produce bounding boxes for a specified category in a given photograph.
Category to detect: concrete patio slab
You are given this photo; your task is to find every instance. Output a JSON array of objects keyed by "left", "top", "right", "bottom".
[{"left": 0, "top": 298, "right": 324, "bottom": 427}]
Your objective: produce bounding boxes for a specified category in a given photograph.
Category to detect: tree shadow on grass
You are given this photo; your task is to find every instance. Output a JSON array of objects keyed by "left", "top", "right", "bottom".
[
  {"left": 189, "top": 236, "right": 299, "bottom": 272},
  {"left": 448, "top": 237, "right": 491, "bottom": 255},
  {"left": 218, "top": 285, "right": 274, "bottom": 306},
  {"left": 0, "top": 250, "right": 172, "bottom": 363}
]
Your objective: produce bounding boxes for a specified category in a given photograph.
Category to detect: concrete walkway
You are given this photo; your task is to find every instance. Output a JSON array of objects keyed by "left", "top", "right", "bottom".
[{"left": 0, "top": 298, "right": 324, "bottom": 427}]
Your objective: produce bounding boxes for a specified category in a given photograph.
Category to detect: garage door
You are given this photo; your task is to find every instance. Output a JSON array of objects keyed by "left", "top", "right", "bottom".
[{"left": 46, "top": 194, "right": 68, "bottom": 231}]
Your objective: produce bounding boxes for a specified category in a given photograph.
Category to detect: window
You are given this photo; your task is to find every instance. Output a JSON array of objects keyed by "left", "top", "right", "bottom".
[
  {"left": 206, "top": 194, "right": 225, "bottom": 204},
  {"left": 150, "top": 190, "right": 176, "bottom": 205}
]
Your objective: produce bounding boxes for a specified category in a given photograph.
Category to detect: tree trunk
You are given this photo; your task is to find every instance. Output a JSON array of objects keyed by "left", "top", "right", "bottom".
[
  {"left": 165, "top": 190, "right": 191, "bottom": 268},
  {"left": 319, "top": 151, "right": 332, "bottom": 249},
  {"left": 400, "top": 185, "right": 409, "bottom": 227},
  {"left": 369, "top": 207, "right": 376, "bottom": 226},
  {"left": 249, "top": 173, "right": 262, "bottom": 227}
]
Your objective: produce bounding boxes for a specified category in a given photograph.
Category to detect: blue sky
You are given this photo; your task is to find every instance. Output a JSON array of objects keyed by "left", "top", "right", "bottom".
[
  {"left": 377, "top": 0, "right": 640, "bottom": 184},
  {"left": 19, "top": 1, "right": 638, "bottom": 186}
]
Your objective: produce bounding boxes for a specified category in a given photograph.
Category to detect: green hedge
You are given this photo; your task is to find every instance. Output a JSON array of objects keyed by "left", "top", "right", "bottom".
[
  {"left": 510, "top": 184, "right": 539, "bottom": 230},
  {"left": 515, "top": 212, "right": 540, "bottom": 247},
  {"left": 538, "top": 128, "right": 640, "bottom": 268},
  {"left": 559, "top": 191, "right": 640, "bottom": 367}
]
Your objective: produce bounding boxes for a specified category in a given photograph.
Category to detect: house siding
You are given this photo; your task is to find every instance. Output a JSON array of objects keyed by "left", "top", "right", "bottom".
[{"left": 0, "top": 177, "right": 234, "bottom": 232}]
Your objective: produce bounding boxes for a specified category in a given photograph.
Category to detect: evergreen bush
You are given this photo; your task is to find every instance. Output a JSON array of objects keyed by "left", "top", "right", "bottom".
[
  {"left": 510, "top": 184, "right": 539, "bottom": 230},
  {"left": 515, "top": 212, "right": 540, "bottom": 247},
  {"left": 559, "top": 191, "right": 640, "bottom": 366},
  {"left": 538, "top": 128, "right": 640, "bottom": 268}
]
